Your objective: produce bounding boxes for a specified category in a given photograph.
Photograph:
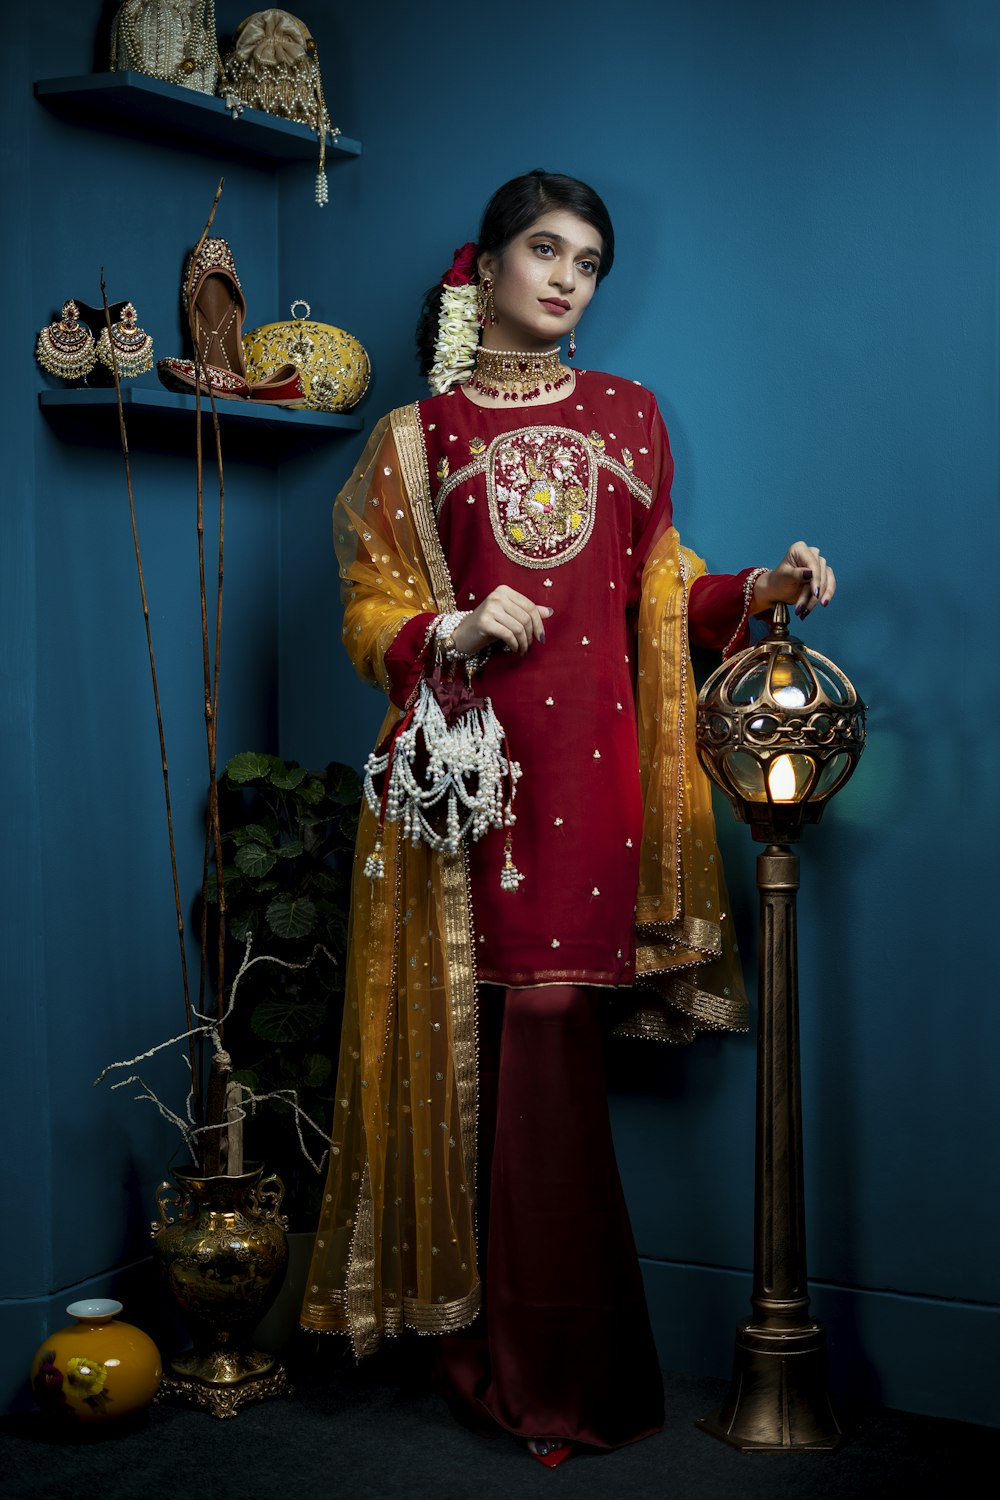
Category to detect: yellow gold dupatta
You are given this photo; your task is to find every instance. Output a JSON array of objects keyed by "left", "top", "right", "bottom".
[
  {"left": 302, "top": 410, "right": 747, "bottom": 1353},
  {"left": 614, "top": 526, "right": 749, "bottom": 1042},
  {"left": 302, "top": 407, "right": 483, "bottom": 1348}
]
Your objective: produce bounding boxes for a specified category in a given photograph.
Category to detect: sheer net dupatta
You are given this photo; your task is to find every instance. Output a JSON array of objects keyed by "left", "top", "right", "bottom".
[
  {"left": 301, "top": 408, "right": 482, "bottom": 1351},
  {"left": 331, "top": 413, "right": 435, "bottom": 694},
  {"left": 614, "top": 526, "right": 749, "bottom": 1044}
]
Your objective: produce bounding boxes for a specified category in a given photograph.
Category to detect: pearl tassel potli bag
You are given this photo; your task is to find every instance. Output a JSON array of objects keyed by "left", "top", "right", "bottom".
[
  {"left": 362, "top": 625, "right": 523, "bottom": 892},
  {"left": 218, "top": 10, "right": 339, "bottom": 205}
]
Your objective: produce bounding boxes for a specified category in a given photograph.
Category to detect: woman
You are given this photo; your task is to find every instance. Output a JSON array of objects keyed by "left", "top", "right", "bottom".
[{"left": 301, "top": 170, "right": 835, "bottom": 1466}]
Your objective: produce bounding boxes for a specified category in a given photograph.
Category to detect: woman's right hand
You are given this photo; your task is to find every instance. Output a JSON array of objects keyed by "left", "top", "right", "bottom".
[{"left": 450, "top": 585, "right": 553, "bottom": 657}]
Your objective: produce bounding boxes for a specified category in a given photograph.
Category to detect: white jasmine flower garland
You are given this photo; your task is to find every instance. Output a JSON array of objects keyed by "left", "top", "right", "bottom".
[{"left": 428, "top": 283, "right": 480, "bottom": 395}]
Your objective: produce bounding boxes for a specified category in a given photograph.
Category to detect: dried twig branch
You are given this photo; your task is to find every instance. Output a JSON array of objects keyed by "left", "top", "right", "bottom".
[
  {"left": 111, "top": 1072, "right": 332, "bottom": 1173},
  {"left": 96, "top": 940, "right": 338, "bottom": 1173}
]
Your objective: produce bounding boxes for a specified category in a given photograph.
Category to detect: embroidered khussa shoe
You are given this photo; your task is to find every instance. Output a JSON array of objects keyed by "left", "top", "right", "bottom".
[
  {"left": 247, "top": 362, "right": 306, "bottom": 404},
  {"left": 158, "top": 237, "right": 251, "bottom": 399}
]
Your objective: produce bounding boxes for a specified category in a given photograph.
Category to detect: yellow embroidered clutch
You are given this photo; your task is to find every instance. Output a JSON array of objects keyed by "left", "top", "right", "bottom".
[{"left": 242, "top": 301, "right": 371, "bottom": 412}]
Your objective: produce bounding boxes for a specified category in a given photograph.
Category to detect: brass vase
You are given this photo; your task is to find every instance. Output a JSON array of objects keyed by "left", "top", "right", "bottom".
[{"left": 150, "top": 1163, "right": 290, "bottom": 1418}]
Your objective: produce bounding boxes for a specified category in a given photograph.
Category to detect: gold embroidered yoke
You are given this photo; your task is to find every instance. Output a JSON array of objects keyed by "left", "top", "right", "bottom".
[{"left": 301, "top": 398, "right": 746, "bottom": 1351}]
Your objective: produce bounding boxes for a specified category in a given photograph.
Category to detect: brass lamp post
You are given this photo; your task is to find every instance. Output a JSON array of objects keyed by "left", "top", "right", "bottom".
[{"left": 694, "top": 602, "right": 866, "bottom": 1451}]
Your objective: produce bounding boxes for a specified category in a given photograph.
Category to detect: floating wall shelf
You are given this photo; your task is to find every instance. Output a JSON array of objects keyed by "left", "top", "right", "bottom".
[
  {"left": 39, "top": 387, "right": 365, "bottom": 434},
  {"left": 34, "top": 73, "right": 362, "bottom": 162}
]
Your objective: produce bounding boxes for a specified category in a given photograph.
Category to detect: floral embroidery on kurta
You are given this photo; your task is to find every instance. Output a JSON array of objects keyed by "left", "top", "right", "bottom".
[{"left": 486, "top": 427, "right": 598, "bottom": 568}]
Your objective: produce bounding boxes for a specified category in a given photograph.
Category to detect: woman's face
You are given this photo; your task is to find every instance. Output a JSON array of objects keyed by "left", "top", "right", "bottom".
[{"left": 478, "top": 209, "right": 603, "bottom": 352}]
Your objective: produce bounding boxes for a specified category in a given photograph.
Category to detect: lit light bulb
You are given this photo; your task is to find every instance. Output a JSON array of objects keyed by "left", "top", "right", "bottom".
[
  {"left": 768, "top": 754, "right": 797, "bottom": 802},
  {"left": 772, "top": 685, "right": 807, "bottom": 708}
]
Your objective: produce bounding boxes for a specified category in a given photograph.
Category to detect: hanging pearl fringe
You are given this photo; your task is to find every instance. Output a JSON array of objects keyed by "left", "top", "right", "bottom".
[
  {"left": 500, "top": 833, "right": 524, "bottom": 892},
  {"left": 315, "top": 131, "right": 328, "bottom": 205},
  {"left": 363, "top": 680, "right": 521, "bottom": 872},
  {"left": 363, "top": 836, "right": 385, "bottom": 881}
]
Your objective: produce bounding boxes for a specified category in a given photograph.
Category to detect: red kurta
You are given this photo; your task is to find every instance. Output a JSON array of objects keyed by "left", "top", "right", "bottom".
[{"left": 385, "top": 369, "right": 757, "bottom": 990}]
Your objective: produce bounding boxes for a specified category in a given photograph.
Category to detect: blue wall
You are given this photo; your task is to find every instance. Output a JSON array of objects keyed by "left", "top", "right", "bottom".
[
  {"left": 1, "top": 0, "right": 307, "bottom": 1408},
  {"left": 1, "top": 0, "right": 997, "bottom": 1427}
]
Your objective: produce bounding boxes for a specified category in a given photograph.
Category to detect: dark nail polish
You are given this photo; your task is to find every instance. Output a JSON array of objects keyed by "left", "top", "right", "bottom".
[
  {"left": 802, "top": 570, "right": 813, "bottom": 580},
  {"left": 539, "top": 632, "right": 546, "bottom": 644}
]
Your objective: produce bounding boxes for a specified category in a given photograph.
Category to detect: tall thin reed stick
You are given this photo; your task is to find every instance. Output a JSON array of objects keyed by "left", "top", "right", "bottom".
[
  {"left": 103, "top": 177, "right": 231, "bottom": 1159},
  {"left": 181, "top": 184, "right": 230, "bottom": 1056},
  {"left": 182, "top": 180, "right": 233, "bottom": 1174},
  {"left": 101, "top": 273, "right": 199, "bottom": 1117}
]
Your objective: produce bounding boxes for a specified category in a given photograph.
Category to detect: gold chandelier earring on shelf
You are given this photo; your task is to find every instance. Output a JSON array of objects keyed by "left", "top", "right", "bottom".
[
  {"left": 35, "top": 300, "right": 96, "bottom": 381},
  {"left": 476, "top": 276, "right": 497, "bottom": 328},
  {"left": 96, "top": 302, "right": 155, "bottom": 379}
]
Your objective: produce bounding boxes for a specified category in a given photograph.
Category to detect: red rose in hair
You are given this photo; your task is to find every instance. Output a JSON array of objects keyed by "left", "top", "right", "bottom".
[{"left": 441, "top": 242, "right": 479, "bottom": 287}]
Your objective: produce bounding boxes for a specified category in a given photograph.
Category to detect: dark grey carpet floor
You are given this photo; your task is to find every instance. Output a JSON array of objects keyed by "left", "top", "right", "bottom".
[{"left": 1, "top": 1338, "right": 995, "bottom": 1500}]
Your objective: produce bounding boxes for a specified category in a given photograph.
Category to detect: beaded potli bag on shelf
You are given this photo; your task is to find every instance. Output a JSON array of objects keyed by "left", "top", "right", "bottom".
[
  {"left": 110, "top": 0, "right": 221, "bottom": 94},
  {"left": 219, "top": 10, "right": 340, "bottom": 204}
]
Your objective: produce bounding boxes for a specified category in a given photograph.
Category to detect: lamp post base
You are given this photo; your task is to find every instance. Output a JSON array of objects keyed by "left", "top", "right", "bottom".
[{"left": 697, "top": 1320, "right": 844, "bottom": 1451}]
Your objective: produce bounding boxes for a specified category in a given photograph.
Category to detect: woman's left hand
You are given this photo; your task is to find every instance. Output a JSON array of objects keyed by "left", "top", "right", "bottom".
[{"left": 753, "top": 541, "right": 836, "bottom": 619}]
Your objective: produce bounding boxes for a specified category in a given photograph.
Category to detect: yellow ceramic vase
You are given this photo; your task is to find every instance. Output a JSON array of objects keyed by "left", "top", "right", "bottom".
[
  {"left": 31, "top": 1299, "right": 162, "bottom": 1422},
  {"left": 242, "top": 300, "right": 371, "bottom": 412}
]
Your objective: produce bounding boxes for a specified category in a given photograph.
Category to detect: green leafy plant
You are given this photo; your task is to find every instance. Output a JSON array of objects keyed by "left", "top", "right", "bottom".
[{"left": 208, "top": 751, "right": 361, "bottom": 1225}]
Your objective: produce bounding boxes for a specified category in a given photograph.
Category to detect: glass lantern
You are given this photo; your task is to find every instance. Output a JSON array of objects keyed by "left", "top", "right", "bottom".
[{"left": 696, "top": 604, "right": 866, "bottom": 843}]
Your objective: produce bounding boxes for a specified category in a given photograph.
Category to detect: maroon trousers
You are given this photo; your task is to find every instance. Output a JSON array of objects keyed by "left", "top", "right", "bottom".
[{"left": 437, "top": 985, "right": 664, "bottom": 1448}]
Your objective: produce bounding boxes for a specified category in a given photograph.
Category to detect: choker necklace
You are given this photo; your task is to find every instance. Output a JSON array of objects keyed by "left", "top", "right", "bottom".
[{"left": 468, "top": 346, "right": 571, "bottom": 403}]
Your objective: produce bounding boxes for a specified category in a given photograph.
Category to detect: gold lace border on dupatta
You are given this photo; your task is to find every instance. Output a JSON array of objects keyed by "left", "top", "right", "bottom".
[{"left": 302, "top": 1276, "right": 482, "bottom": 1338}]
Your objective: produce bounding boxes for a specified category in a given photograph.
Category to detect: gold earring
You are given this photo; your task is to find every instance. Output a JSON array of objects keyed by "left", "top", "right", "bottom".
[
  {"left": 568, "top": 327, "right": 577, "bottom": 359},
  {"left": 36, "top": 300, "right": 96, "bottom": 380},
  {"left": 477, "top": 277, "right": 496, "bottom": 328},
  {"left": 96, "top": 302, "right": 154, "bottom": 378}
]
